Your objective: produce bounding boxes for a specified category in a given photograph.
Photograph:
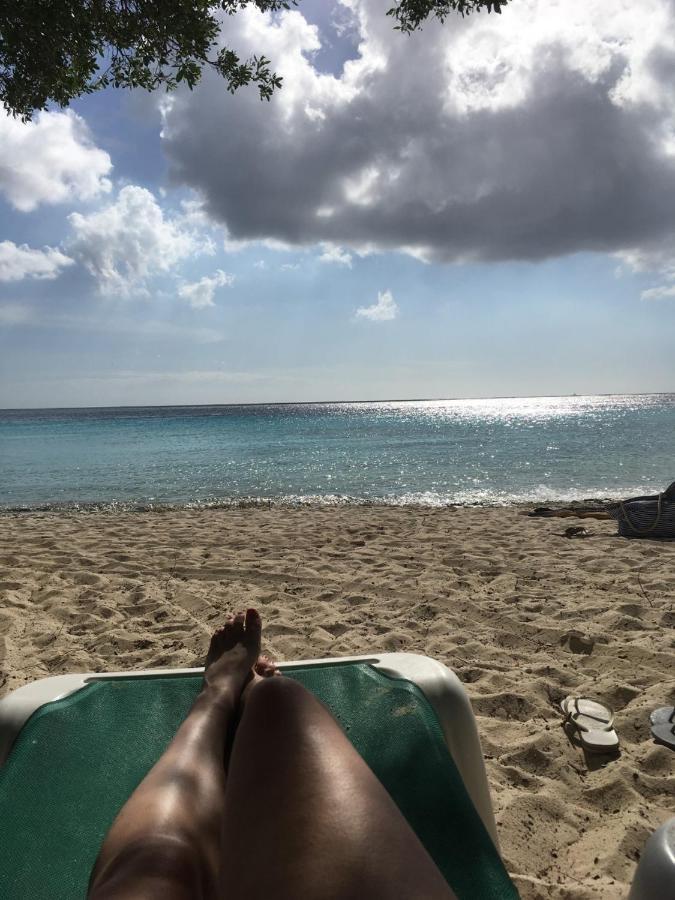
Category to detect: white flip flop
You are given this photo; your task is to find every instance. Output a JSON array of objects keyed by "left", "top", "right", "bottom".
[{"left": 561, "top": 696, "right": 620, "bottom": 754}]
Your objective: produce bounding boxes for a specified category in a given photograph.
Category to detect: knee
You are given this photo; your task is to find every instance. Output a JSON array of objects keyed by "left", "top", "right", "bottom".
[
  {"left": 244, "top": 675, "right": 309, "bottom": 720},
  {"left": 89, "top": 834, "right": 208, "bottom": 899}
]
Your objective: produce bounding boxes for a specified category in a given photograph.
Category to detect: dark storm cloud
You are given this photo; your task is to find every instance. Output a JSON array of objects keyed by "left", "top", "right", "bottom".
[{"left": 159, "top": 1, "right": 675, "bottom": 264}]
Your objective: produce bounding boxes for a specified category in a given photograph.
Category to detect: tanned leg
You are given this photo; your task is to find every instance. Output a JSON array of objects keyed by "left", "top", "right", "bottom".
[
  {"left": 88, "top": 609, "right": 266, "bottom": 900},
  {"left": 90, "top": 611, "right": 455, "bottom": 900},
  {"left": 220, "top": 675, "right": 457, "bottom": 900}
]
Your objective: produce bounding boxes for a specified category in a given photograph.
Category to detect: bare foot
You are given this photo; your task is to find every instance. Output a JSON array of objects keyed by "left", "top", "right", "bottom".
[
  {"left": 240, "top": 654, "right": 279, "bottom": 708},
  {"left": 203, "top": 608, "right": 262, "bottom": 703},
  {"left": 255, "top": 655, "right": 277, "bottom": 678}
]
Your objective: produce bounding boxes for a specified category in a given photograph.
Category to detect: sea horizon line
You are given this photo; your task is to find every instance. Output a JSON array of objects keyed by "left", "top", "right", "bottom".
[{"left": 1, "top": 390, "right": 673, "bottom": 414}]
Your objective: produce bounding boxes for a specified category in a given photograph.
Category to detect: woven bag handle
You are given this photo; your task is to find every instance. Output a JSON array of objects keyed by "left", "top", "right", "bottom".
[{"left": 620, "top": 492, "right": 663, "bottom": 534}]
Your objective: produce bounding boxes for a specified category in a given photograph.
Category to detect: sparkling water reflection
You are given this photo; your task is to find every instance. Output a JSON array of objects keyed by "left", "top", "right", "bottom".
[{"left": 1, "top": 395, "right": 673, "bottom": 508}]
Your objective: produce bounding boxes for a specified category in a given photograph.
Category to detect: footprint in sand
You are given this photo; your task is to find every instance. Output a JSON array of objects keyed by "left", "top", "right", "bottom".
[
  {"left": 560, "top": 630, "right": 595, "bottom": 655},
  {"left": 73, "top": 572, "right": 103, "bottom": 587},
  {"left": 472, "top": 692, "right": 537, "bottom": 721},
  {"left": 323, "top": 622, "right": 350, "bottom": 638},
  {"left": 457, "top": 666, "right": 490, "bottom": 684},
  {"left": 617, "top": 602, "right": 642, "bottom": 619},
  {"left": 582, "top": 776, "right": 640, "bottom": 813},
  {"left": 499, "top": 764, "right": 543, "bottom": 790},
  {"left": 501, "top": 742, "right": 557, "bottom": 776},
  {"left": 602, "top": 683, "right": 640, "bottom": 710},
  {"left": 264, "top": 622, "right": 301, "bottom": 637}
]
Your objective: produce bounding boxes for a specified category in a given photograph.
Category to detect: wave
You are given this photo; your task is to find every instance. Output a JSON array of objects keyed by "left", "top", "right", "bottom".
[{"left": 0, "top": 484, "right": 655, "bottom": 514}]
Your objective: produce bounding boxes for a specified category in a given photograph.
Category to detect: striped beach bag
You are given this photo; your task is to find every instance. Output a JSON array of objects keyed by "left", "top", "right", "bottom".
[{"left": 609, "top": 482, "right": 675, "bottom": 539}]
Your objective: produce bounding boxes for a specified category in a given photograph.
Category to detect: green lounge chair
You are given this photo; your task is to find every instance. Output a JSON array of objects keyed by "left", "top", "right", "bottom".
[{"left": 0, "top": 652, "right": 518, "bottom": 899}]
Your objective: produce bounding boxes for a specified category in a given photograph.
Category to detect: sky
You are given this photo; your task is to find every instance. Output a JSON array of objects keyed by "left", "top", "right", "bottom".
[{"left": 1, "top": 0, "right": 675, "bottom": 408}]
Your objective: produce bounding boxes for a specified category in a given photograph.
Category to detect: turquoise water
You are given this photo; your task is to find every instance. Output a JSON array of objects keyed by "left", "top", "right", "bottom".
[{"left": 1, "top": 395, "right": 673, "bottom": 509}]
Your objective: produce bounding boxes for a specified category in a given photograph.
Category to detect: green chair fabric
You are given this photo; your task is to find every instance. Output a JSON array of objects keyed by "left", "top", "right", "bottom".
[{"left": 0, "top": 663, "right": 518, "bottom": 899}]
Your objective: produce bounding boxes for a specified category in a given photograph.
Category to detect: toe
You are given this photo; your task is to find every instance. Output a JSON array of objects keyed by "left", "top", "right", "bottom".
[
  {"left": 230, "top": 611, "right": 245, "bottom": 639},
  {"left": 206, "top": 625, "right": 230, "bottom": 666},
  {"left": 245, "top": 608, "right": 262, "bottom": 651}
]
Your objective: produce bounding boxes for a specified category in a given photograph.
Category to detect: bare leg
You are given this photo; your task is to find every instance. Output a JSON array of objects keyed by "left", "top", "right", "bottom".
[
  {"left": 220, "top": 675, "right": 456, "bottom": 900},
  {"left": 90, "top": 612, "right": 455, "bottom": 900},
  {"left": 88, "top": 609, "right": 266, "bottom": 900}
]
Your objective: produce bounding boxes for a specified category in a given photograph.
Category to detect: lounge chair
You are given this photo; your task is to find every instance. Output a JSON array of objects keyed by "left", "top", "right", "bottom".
[
  {"left": 2, "top": 653, "right": 673, "bottom": 899},
  {"left": 0, "top": 652, "right": 517, "bottom": 899}
]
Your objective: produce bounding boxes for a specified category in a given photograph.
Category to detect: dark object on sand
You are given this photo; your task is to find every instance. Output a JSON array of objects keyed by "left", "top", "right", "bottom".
[
  {"left": 528, "top": 506, "right": 610, "bottom": 519},
  {"left": 564, "top": 526, "right": 589, "bottom": 538},
  {"left": 608, "top": 482, "right": 675, "bottom": 539},
  {"left": 650, "top": 707, "right": 675, "bottom": 751}
]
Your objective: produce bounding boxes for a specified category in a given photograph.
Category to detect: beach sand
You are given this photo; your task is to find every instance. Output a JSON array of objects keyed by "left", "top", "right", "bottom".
[{"left": 1, "top": 505, "right": 673, "bottom": 898}]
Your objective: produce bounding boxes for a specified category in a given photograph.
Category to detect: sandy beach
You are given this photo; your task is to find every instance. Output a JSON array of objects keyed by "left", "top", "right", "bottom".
[{"left": 1, "top": 505, "right": 673, "bottom": 898}]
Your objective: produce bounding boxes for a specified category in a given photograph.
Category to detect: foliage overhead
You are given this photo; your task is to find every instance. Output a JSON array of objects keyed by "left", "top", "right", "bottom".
[
  {"left": 1, "top": 0, "right": 508, "bottom": 121},
  {"left": 387, "top": 1, "right": 507, "bottom": 32}
]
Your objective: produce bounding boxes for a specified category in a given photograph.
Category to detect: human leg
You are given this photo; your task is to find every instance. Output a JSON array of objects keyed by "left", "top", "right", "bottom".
[
  {"left": 220, "top": 675, "right": 456, "bottom": 900},
  {"left": 89, "top": 611, "right": 456, "bottom": 900},
  {"left": 88, "top": 610, "right": 265, "bottom": 900}
]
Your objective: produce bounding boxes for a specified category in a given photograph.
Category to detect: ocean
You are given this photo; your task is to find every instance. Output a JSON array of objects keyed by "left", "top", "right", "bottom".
[{"left": 1, "top": 394, "right": 673, "bottom": 510}]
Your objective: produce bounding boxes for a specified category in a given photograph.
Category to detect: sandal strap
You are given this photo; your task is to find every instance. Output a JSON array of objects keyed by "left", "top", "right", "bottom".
[{"left": 572, "top": 697, "right": 613, "bottom": 725}]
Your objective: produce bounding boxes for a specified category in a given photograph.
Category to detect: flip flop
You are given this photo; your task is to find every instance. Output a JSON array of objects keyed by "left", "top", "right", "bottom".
[
  {"left": 561, "top": 696, "right": 620, "bottom": 753},
  {"left": 650, "top": 707, "right": 675, "bottom": 750}
]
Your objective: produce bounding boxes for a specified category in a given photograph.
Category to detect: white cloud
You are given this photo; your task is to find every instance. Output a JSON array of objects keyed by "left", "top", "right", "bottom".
[
  {"left": 642, "top": 284, "right": 675, "bottom": 300},
  {"left": 318, "top": 243, "right": 352, "bottom": 267},
  {"left": 179, "top": 197, "right": 211, "bottom": 226},
  {"left": 177, "top": 269, "right": 235, "bottom": 309},
  {"left": 0, "top": 109, "right": 112, "bottom": 212},
  {"left": 616, "top": 244, "right": 675, "bottom": 276},
  {"left": 160, "top": 0, "right": 675, "bottom": 266},
  {"left": 617, "top": 242, "right": 675, "bottom": 299},
  {"left": 355, "top": 289, "right": 398, "bottom": 321},
  {"left": 253, "top": 259, "right": 268, "bottom": 269},
  {"left": 68, "top": 185, "right": 214, "bottom": 296},
  {"left": 281, "top": 263, "right": 300, "bottom": 270},
  {"left": 223, "top": 234, "right": 294, "bottom": 254},
  {"left": 0, "top": 241, "right": 73, "bottom": 282}
]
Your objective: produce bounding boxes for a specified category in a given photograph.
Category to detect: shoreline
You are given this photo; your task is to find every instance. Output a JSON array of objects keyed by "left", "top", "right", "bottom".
[
  {"left": 1, "top": 504, "right": 673, "bottom": 898},
  {"left": 0, "top": 496, "right": 623, "bottom": 515}
]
